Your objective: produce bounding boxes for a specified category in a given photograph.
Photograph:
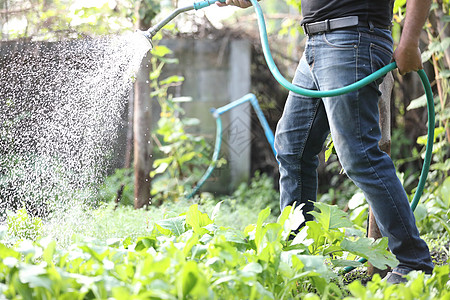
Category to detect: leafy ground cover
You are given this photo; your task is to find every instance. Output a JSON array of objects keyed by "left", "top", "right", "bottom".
[{"left": 0, "top": 197, "right": 449, "bottom": 299}]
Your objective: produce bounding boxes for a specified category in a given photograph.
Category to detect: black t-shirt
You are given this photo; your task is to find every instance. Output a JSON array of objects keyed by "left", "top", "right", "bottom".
[{"left": 301, "top": 0, "right": 394, "bottom": 28}]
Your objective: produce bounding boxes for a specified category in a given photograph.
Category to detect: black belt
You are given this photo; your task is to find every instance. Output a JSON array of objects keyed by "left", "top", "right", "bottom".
[{"left": 302, "top": 16, "right": 391, "bottom": 36}]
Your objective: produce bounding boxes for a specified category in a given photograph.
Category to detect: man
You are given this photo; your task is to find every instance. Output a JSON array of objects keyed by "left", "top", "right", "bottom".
[{"left": 218, "top": 0, "right": 434, "bottom": 283}]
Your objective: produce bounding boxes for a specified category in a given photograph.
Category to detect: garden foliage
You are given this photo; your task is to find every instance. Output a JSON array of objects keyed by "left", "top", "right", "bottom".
[{"left": 1, "top": 203, "right": 448, "bottom": 299}]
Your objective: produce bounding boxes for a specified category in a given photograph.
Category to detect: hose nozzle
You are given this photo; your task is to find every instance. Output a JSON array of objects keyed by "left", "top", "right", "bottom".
[
  {"left": 136, "top": 29, "right": 154, "bottom": 51},
  {"left": 137, "top": 0, "right": 225, "bottom": 51}
]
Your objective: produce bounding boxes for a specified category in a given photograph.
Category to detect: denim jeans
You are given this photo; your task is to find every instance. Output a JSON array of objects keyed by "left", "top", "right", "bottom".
[{"left": 274, "top": 27, "right": 434, "bottom": 273}]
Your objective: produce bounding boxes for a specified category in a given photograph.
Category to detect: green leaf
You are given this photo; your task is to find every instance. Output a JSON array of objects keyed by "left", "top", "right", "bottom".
[
  {"left": 178, "top": 261, "right": 209, "bottom": 298},
  {"left": 439, "top": 176, "right": 450, "bottom": 206},
  {"left": 151, "top": 45, "right": 172, "bottom": 57},
  {"left": 438, "top": 69, "right": 450, "bottom": 79},
  {"left": 255, "top": 207, "right": 271, "bottom": 253},
  {"left": 150, "top": 162, "right": 169, "bottom": 177},
  {"left": 407, "top": 94, "right": 427, "bottom": 110},
  {"left": 156, "top": 216, "right": 186, "bottom": 236},
  {"left": 309, "top": 202, "right": 353, "bottom": 230},
  {"left": 19, "top": 264, "right": 53, "bottom": 290},
  {"left": 179, "top": 152, "right": 196, "bottom": 164},
  {"left": 159, "top": 75, "right": 184, "bottom": 86},
  {"left": 296, "top": 255, "right": 336, "bottom": 280},
  {"left": 241, "top": 262, "right": 263, "bottom": 274},
  {"left": 134, "top": 237, "right": 157, "bottom": 251},
  {"left": 325, "top": 139, "right": 335, "bottom": 162},
  {"left": 185, "top": 204, "right": 213, "bottom": 235},
  {"left": 42, "top": 240, "right": 56, "bottom": 265},
  {"left": 341, "top": 237, "right": 398, "bottom": 270},
  {"left": 347, "top": 280, "right": 367, "bottom": 298},
  {"left": 211, "top": 201, "right": 223, "bottom": 221},
  {"left": 330, "top": 259, "right": 362, "bottom": 268},
  {"left": 416, "top": 127, "right": 445, "bottom": 145}
]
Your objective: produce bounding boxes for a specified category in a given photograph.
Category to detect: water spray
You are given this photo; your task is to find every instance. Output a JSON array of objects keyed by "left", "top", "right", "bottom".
[{"left": 139, "top": 0, "right": 436, "bottom": 273}]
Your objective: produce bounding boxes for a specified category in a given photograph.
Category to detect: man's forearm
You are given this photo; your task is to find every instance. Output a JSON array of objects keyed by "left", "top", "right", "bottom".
[
  {"left": 400, "top": 0, "right": 432, "bottom": 47},
  {"left": 394, "top": 0, "right": 432, "bottom": 74}
]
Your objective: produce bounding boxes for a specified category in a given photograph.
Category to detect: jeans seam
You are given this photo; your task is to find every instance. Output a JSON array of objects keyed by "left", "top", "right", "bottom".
[
  {"left": 296, "top": 100, "right": 321, "bottom": 205},
  {"left": 354, "top": 49, "right": 422, "bottom": 264}
]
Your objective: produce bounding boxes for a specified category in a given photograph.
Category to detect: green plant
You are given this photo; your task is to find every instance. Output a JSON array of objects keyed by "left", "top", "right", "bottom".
[
  {"left": 346, "top": 265, "right": 450, "bottom": 300},
  {"left": 97, "top": 168, "right": 134, "bottom": 206},
  {"left": 6, "top": 207, "right": 43, "bottom": 242},
  {"left": 1, "top": 202, "right": 449, "bottom": 299},
  {"left": 1, "top": 0, "right": 161, "bottom": 40},
  {"left": 232, "top": 171, "right": 280, "bottom": 216},
  {"left": 149, "top": 42, "right": 215, "bottom": 203}
]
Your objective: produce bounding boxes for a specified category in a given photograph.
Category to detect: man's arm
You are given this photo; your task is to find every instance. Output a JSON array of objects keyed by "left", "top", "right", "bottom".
[
  {"left": 216, "top": 0, "right": 252, "bottom": 9},
  {"left": 393, "top": 0, "right": 432, "bottom": 75}
]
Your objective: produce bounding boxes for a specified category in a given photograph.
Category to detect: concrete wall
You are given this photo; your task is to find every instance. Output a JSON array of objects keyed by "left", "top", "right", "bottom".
[{"left": 143, "top": 38, "right": 252, "bottom": 194}]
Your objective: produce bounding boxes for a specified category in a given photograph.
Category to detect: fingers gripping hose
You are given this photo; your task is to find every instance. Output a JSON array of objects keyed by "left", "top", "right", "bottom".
[{"left": 142, "top": 0, "right": 436, "bottom": 273}]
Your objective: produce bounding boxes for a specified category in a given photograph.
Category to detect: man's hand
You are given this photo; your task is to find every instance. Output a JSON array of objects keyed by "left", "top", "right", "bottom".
[
  {"left": 393, "top": 43, "right": 422, "bottom": 76},
  {"left": 216, "top": 0, "right": 252, "bottom": 8}
]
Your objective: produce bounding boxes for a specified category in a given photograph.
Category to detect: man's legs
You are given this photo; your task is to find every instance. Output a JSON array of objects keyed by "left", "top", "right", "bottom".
[
  {"left": 310, "top": 27, "right": 433, "bottom": 273},
  {"left": 274, "top": 54, "right": 330, "bottom": 222}
]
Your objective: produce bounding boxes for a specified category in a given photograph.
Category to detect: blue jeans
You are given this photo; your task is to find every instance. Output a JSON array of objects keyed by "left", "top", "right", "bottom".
[{"left": 274, "top": 27, "right": 434, "bottom": 273}]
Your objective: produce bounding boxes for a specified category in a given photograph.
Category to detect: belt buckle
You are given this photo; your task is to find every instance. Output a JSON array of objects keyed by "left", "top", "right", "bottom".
[
  {"left": 324, "top": 19, "right": 330, "bottom": 32},
  {"left": 302, "top": 24, "right": 309, "bottom": 35}
]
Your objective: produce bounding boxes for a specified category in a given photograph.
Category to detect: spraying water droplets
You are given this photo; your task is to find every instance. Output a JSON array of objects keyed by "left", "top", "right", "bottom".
[{"left": 0, "top": 32, "right": 151, "bottom": 245}]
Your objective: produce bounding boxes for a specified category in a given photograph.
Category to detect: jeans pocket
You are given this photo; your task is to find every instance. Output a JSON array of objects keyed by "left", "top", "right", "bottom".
[
  {"left": 370, "top": 42, "right": 393, "bottom": 85},
  {"left": 322, "top": 30, "right": 359, "bottom": 49}
]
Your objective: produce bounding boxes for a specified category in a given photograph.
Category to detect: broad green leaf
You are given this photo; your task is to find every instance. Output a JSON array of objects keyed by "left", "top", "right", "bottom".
[
  {"left": 406, "top": 94, "right": 427, "bottom": 111},
  {"left": 255, "top": 207, "right": 271, "bottom": 253},
  {"left": 413, "top": 204, "right": 427, "bottom": 222},
  {"left": 263, "top": 223, "right": 283, "bottom": 244},
  {"left": 309, "top": 202, "right": 353, "bottom": 230},
  {"left": 183, "top": 234, "right": 199, "bottom": 257},
  {"left": 0, "top": 243, "right": 20, "bottom": 259},
  {"left": 438, "top": 69, "right": 450, "bottom": 79},
  {"left": 135, "top": 237, "right": 157, "bottom": 251},
  {"left": 347, "top": 280, "right": 367, "bottom": 298},
  {"left": 42, "top": 240, "right": 56, "bottom": 265},
  {"left": 178, "top": 261, "right": 209, "bottom": 298},
  {"left": 216, "top": 228, "right": 247, "bottom": 244},
  {"left": 18, "top": 264, "right": 52, "bottom": 290},
  {"left": 431, "top": 215, "right": 450, "bottom": 235},
  {"left": 150, "top": 162, "right": 170, "bottom": 177},
  {"left": 330, "top": 259, "right": 362, "bottom": 268},
  {"left": 416, "top": 127, "right": 445, "bottom": 145},
  {"left": 297, "top": 255, "right": 331, "bottom": 274},
  {"left": 277, "top": 205, "right": 293, "bottom": 227},
  {"left": 439, "top": 176, "right": 450, "bottom": 205},
  {"left": 185, "top": 204, "right": 213, "bottom": 235},
  {"left": 152, "top": 45, "right": 172, "bottom": 57},
  {"left": 341, "top": 237, "right": 398, "bottom": 270},
  {"left": 156, "top": 216, "right": 186, "bottom": 236},
  {"left": 241, "top": 262, "right": 263, "bottom": 274}
]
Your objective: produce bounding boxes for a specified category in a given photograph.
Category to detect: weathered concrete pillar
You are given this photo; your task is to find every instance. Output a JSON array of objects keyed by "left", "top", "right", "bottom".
[
  {"left": 133, "top": 52, "right": 152, "bottom": 208},
  {"left": 133, "top": 9, "right": 152, "bottom": 208},
  {"left": 228, "top": 40, "right": 251, "bottom": 189},
  {"left": 368, "top": 72, "right": 394, "bottom": 276}
]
